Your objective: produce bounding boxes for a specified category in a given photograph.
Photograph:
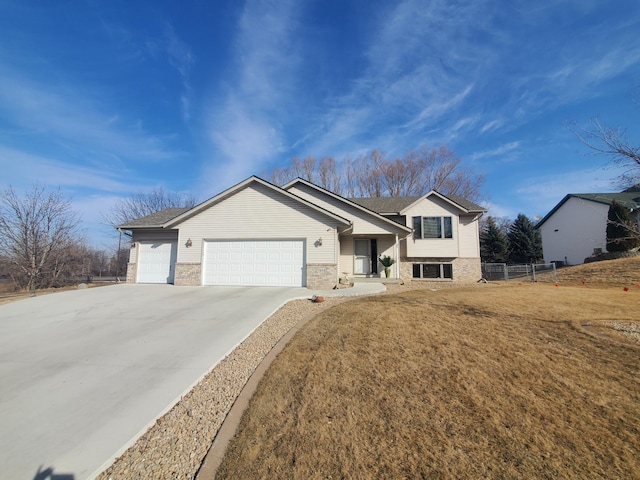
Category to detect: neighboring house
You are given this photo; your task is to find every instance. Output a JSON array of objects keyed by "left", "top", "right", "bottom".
[
  {"left": 118, "top": 176, "right": 486, "bottom": 289},
  {"left": 536, "top": 186, "right": 640, "bottom": 265}
]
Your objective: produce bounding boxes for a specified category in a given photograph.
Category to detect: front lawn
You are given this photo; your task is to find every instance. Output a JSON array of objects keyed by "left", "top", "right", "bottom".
[{"left": 217, "top": 284, "right": 640, "bottom": 479}]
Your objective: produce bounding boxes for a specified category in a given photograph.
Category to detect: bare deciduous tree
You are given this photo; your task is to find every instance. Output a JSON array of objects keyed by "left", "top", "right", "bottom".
[
  {"left": 269, "top": 166, "right": 290, "bottom": 187},
  {"left": 343, "top": 156, "right": 357, "bottom": 198},
  {"left": 568, "top": 117, "right": 640, "bottom": 188},
  {"left": 317, "top": 157, "right": 341, "bottom": 195},
  {"left": 103, "top": 186, "right": 199, "bottom": 227},
  {"left": 382, "top": 157, "right": 410, "bottom": 197},
  {"left": 0, "top": 185, "right": 81, "bottom": 295},
  {"left": 358, "top": 149, "right": 386, "bottom": 197},
  {"left": 266, "top": 145, "right": 485, "bottom": 202}
]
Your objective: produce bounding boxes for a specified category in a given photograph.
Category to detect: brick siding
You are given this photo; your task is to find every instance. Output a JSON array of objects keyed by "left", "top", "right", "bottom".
[
  {"left": 174, "top": 263, "right": 202, "bottom": 286},
  {"left": 125, "top": 263, "right": 137, "bottom": 283},
  {"left": 306, "top": 264, "right": 337, "bottom": 289},
  {"left": 400, "top": 257, "right": 482, "bottom": 282}
]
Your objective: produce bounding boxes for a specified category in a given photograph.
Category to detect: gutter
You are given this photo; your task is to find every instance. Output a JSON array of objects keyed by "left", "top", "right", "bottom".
[{"left": 117, "top": 227, "right": 132, "bottom": 238}]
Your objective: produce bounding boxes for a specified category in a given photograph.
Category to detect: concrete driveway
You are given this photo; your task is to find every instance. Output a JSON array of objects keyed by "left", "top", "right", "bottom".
[{"left": 0, "top": 283, "right": 315, "bottom": 479}]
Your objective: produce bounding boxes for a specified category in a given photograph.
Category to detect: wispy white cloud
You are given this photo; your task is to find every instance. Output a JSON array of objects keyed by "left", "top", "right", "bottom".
[
  {"left": 469, "top": 141, "right": 521, "bottom": 162},
  {"left": 164, "top": 24, "right": 195, "bottom": 121},
  {"left": 203, "top": 0, "right": 302, "bottom": 189},
  {"left": 0, "top": 68, "right": 182, "bottom": 163},
  {"left": 403, "top": 85, "right": 475, "bottom": 133},
  {"left": 480, "top": 119, "right": 504, "bottom": 134},
  {"left": 490, "top": 9, "right": 640, "bottom": 121},
  {"left": 202, "top": 0, "right": 640, "bottom": 180},
  {"left": 208, "top": 106, "right": 284, "bottom": 178},
  {"left": 0, "top": 146, "right": 139, "bottom": 193},
  {"left": 302, "top": 0, "right": 491, "bottom": 156}
]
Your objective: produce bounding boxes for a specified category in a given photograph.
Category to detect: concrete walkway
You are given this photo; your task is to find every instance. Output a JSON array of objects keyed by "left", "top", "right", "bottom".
[{"left": 0, "top": 282, "right": 383, "bottom": 480}]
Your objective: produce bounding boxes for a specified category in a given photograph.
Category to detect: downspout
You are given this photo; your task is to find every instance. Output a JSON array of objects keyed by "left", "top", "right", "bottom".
[
  {"left": 337, "top": 223, "right": 353, "bottom": 284},
  {"left": 334, "top": 226, "right": 339, "bottom": 286},
  {"left": 395, "top": 234, "right": 400, "bottom": 279}
]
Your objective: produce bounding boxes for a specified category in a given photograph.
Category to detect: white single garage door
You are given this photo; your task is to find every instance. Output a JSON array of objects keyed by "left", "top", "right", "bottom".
[
  {"left": 203, "top": 240, "right": 305, "bottom": 287},
  {"left": 137, "top": 241, "right": 178, "bottom": 284}
]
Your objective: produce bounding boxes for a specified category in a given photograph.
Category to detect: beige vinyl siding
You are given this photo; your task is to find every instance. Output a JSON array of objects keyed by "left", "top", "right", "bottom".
[
  {"left": 377, "top": 237, "right": 396, "bottom": 258},
  {"left": 458, "top": 214, "right": 481, "bottom": 257},
  {"left": 175, "top": 183, "right": 339, "bottom": 265},
  {"left": 130, "top": 229, "right": 179, "bottom": 264},
  {"left": 339, "top": 237, "right": 354, "bottom": 275},
  {"left": 288, "top": 184, "right": 404, "bottom": 235},
  {"left": 403, "top": 197, "right": 461, "bottom": 258}
]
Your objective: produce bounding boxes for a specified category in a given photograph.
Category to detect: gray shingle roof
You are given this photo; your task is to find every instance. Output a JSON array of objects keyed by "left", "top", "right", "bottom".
[
  {"left": 350, "top": 194, "right": 486, "bottom": 214},
  {"left": 118, "top": 207, "right": 191, "bottom": 229},
  {"left": 441, "top": 194, "right": 487, "bottom": 213},
  {"left": 570, "top": 192, "right": 640, "bottom": 208},
  {"left": 623, "top": 184, "right": 640, "bottom": 193},
  {"left": 349, "top": 196, "right": 421, "bottom": 213}
]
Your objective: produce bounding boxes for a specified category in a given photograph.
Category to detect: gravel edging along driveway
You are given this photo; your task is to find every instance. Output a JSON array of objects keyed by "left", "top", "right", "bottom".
[{"left": 96, "top": 295, "right": 351, "bottom": 480}]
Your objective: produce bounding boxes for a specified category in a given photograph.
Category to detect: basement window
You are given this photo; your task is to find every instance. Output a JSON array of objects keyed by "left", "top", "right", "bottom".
[{"left": 412, "top": 263, "right": 453, "bottom": 279}]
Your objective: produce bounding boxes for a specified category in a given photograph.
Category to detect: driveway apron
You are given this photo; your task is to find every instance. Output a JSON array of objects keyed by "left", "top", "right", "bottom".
[{"left": 0, "top": 283, "right": 309, "bottom": 479}]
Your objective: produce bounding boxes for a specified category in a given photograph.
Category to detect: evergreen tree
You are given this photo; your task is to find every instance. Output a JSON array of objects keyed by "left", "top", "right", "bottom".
[
  {"left": 480, "top": 216, "right": 509, "bottom": 263},
  {"left": 606, "top": 201, "right": 640, "bottom": 252},
  {"left": 507, "top": 214, "right": 543, "bottom": 264}
]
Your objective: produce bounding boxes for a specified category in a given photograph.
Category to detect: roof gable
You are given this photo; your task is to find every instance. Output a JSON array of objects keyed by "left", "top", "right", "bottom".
[
  {"left": 283, "top": 178, "right": 412, "bottom": 233},
  {"left": 400, "top": 191, "right": 486, "bottom": 215},
  {"left": 350, "top": 192, "right": 485, "bottom": 215},
  {"left": 165, "top": 176, "right": 351, "bottom": 228},
  {"left": 118, "top": 177, "right": 352, "bottom": 231}
]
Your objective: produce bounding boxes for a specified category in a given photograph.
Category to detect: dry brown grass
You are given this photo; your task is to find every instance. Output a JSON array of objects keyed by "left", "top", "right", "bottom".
[
  {"left": 0, "top": 282, "right": 109, "bottom": 305},
  {"left": 217, "top": 283, "right": 640, "bottom": 479},
  {"left": 556, "top": 255, "right": 640, "bottom": 287}
]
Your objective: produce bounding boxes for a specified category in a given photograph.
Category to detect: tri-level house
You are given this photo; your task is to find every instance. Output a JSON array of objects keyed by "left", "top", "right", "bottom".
[{"left": 118, "top": 176, "right": 486, "bottom": 289}]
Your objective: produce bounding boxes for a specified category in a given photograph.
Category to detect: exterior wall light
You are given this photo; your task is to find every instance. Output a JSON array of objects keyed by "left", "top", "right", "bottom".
[{"left": 185, "top": 238, "right": 193, "bottom": 248}]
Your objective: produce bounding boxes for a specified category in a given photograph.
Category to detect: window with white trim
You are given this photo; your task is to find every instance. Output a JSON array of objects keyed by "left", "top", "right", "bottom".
[
  {"left": 412, "top": 216, "right": 453, "bottom": 239},
  {"left": 412, "top": 263, "right": 453, "bottom": 279}
]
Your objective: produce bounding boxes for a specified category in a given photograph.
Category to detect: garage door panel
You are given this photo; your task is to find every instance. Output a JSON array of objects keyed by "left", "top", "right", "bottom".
[
  {"left": 138, "top": 242, "right": 177, "bottom": 284},
  {"left": 204, "top": 239, "right": 305, "bottom": 287}
]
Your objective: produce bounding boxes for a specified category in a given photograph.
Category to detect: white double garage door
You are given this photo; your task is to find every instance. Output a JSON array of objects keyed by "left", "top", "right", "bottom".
[
  {"left": 138, "top": 239, "right": 305, "bottom": 287},
  {"left": 203, "top": 239, "right": 305, "bottom": 287}
]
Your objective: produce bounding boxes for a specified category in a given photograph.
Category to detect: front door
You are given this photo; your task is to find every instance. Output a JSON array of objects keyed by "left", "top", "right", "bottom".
[{"left": 354, "top": 239, "right": 370, "bottom": 275}]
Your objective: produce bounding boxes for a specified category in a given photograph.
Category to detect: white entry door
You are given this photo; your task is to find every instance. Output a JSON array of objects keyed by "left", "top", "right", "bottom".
[
  {"left": 203, "top": 240, "right": 305, "bottom": 287},
  {"left": 354, "top": 239, "right": 371, "bottom": 275},
  {"left": 137, "top": 241, "right": 177, "bottom": 284}
]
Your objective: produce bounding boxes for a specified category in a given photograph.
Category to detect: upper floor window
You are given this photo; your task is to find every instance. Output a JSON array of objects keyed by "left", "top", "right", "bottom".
[{"left": 413, "top": 216, "right": 453, "bottom": 239}]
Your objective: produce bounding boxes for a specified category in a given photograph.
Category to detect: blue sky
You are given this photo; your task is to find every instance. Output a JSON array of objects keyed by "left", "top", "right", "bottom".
[{"left": 1, "top": 0, "right": 639, "bottom": 247}]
